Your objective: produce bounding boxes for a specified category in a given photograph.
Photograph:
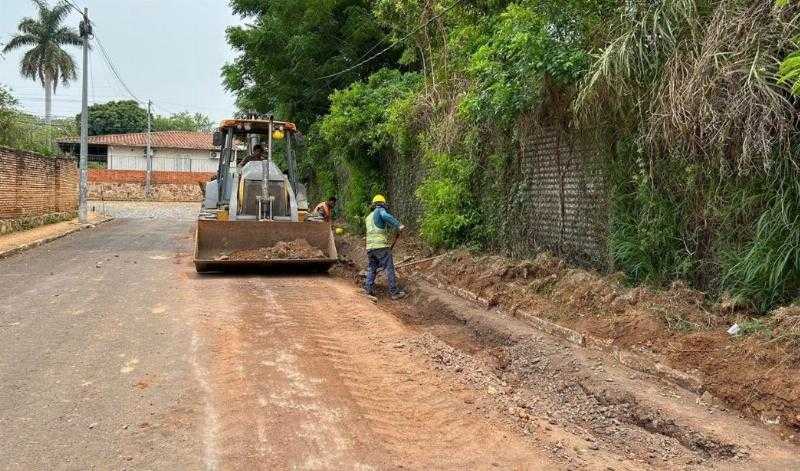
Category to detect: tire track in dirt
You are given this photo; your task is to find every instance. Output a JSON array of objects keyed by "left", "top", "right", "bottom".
[
  {"left": 272, "top": 277, "right": 558, "bottom": 469},
  {"left": 181, "top": 264, "right": 565, "bottom": 469},
  {"left": 189, "top": 332, "right": 220, "bottom": 470},
  {"left": 199, "top": 277, "right": 371, "bottom": 470}
]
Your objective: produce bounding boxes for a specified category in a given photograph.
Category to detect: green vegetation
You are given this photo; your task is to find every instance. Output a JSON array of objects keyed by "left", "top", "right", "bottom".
[
  {"left": 76, "top": 100, "right": 214, "bottom": 135},
  {"left": 222, "top": 0, "right": 397, "bottom": 131},
  {"left": 79, "top": 100, "right": 148, "bottom": 136},
  {"left": 0, "top": 85, "right": 76, "bottom": 155},
  {"left": 319, "top": 69, "right": 421, "bottom": 226},
  {"left": 225, "top": 0, "right": 800, "bottom": 311},
  {"left": 1, "top": 87, "right": 213, "bottom": 155},
  {"left": 153, "top": 112, "right": 214, "bottom": 133},
  {"left": 416, "top": 150, "right": 476, "bottom": 248}
]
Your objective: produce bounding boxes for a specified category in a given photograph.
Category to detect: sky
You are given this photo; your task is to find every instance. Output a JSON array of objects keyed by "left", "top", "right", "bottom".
[{"left": 0, "top": 0, "right": 241, "bottom": 122}]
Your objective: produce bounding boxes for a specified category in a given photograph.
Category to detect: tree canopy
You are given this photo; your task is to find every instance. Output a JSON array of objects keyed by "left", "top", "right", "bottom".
[
  {"left": 222, "top": 0, "right": 399, "bottom": 130},
  {"left": 76, "top": 100, "right": 214, "bottom": 135},
  {"left": 3, "top": 0, "right": 82, "bottom": 92},
  {"left": 3, "top": 0, "right": 82, "bottom": 122},
  {"left": 153, "top": 112, "right": 214, "bottom": 132},
  {"left": 79, "top": 100, "right": 148, "bottom": 136},
  {"left": 0, "top": 85, "right": 76, "bottom": 155}
]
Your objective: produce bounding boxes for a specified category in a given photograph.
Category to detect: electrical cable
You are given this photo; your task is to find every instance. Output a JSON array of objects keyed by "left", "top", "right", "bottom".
[
  {"left": 18, "top": 4, "right": 229, "bottom": 120},
  {"left": 62, "top": 0, "right": 84, "bottom": 15},
  {"left": 92, "top": 33, "right": 142, "bottom": 104}
]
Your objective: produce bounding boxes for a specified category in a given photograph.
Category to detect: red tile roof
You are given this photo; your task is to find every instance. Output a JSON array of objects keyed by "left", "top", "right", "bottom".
[{"left": 58, "top": 131, "right": 216, "bottom": 150}]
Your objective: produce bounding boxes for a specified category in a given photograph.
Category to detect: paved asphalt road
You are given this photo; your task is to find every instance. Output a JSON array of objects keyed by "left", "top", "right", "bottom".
[{"left": 0, "top": 219, "right": 205, "bottom": 470}]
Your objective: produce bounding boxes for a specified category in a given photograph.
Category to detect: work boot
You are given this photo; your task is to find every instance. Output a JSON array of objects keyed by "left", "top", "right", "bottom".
[
  {"left": 361, "top": 288, "right": 378, "bottom": 302},
  {"left": 390, "top": 290, "right": 407, "bottom": 300}
]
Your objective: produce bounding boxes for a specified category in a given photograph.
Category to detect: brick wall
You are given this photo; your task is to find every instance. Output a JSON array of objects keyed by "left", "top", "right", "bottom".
[
  {"left": 0, "top": 146, "right": 78, "bottom": 220},
  {"left": 88, "top": 169, "right": 214, "bottom": 184},
  {"left": 88, "top": 169, "right": 213, "bottom": 202}
]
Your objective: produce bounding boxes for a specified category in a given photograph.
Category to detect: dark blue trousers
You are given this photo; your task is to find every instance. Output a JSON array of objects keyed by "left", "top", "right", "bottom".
[{"left": 364, "top": 248, "right": 399, "bottom": 295}]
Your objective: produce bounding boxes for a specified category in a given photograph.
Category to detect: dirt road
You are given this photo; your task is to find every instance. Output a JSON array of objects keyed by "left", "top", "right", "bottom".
[{"left": 1, "top": 216, "right": 797, "bottom": 470}]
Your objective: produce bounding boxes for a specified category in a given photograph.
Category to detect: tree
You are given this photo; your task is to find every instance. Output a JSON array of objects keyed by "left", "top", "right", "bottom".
[
  {"left": 222, "top": 0, "right": 397, "bottom": 130},
  {"left": 0, "top": 87, "right": 20, "bottom": 148},
  {"left": 3, "top": 0, "right": 82, "bottom": 123},
  {"left": 78, "top": 100, "right": 148, "bottom": 136},
  {"left": 77, "top": 101, "right": 214, "bottom": 135},
  {"left": 0, "top": 85, "right": 76, "bottom": 155},
  {"left": 153, "top": 112, "right": 214, "bottom": 132}
]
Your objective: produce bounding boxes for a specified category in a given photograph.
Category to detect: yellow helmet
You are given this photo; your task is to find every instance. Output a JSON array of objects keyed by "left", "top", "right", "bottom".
[
  {"left": 372, "top": 194, "right": 386, "bottom": 204},
  {"left": 272, "top": 129, "right": 285, "bottom": 140}
]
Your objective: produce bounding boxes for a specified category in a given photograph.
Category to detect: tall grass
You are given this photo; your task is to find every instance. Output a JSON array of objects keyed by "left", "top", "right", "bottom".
[
  {"left": 606, "top": 142, "right": 695, "bottom": 284},
  {"left": 579, "top": 0, "right": 800, "bottom": 310},
  {"left": 723, "top": 160, "right": 800, "bottom": 311},
  {"left": 648, "top": 1, "right": 800, "bottom": 172}
]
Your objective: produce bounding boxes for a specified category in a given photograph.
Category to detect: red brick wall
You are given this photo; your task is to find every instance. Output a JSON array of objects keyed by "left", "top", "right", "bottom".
[
  {"left": 0, "top": 146, "right": 78, "bottom": 219},
  {"left": 89, "top": 169, "right": 215, "bottom": 184}
]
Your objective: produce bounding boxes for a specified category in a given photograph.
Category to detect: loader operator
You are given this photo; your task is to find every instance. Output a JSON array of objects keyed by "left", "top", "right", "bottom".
[
  {"left": 238, "top": 144, "right": 264, "bottom": 167},
  {"left": 313, "top": 197, "right": 337, "bottom": 222},
  {"left": 363, "top": 194, "right": 407, "bottom": 300}
]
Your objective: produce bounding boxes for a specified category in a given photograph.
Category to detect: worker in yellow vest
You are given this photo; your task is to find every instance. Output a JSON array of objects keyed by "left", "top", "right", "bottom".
[{"left": 363, "top": 194, "right": 407, "bottom": 300}]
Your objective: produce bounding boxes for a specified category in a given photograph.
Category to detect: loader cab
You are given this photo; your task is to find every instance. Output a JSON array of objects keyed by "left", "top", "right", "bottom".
[{"left": 202, "top": 117, "right": 309, "bottom": 222}]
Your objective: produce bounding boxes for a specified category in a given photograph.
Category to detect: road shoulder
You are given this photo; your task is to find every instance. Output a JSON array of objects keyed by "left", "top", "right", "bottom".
[{"left": 0, "top": 213, "right": 112, "bottom": 259}]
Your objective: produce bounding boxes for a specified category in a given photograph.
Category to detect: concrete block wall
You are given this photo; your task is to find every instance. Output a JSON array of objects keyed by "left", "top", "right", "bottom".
[
  {"left": 378, "top": 123, "right": 607, "bottom": 267},
  {"left": 512, "top": 125, "right": 607, "bottom": 266},
  {"left": 0, "top": 146, "right": 78, "bottom": 221},
  {"left": 383, "top": 152, "right": 426, "bottom": 229}
]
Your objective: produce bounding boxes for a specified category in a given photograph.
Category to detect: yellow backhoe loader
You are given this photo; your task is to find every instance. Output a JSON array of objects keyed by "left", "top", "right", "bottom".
[{"left": 193, "top": 117, "right": 337, "bottom": 272}]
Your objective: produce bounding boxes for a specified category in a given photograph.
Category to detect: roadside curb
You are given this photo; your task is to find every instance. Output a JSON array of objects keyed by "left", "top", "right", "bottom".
[
  {"left": 413, "top": 270, "right": 706, "bottom": 395},
  {"left": 0, "top": 216, "right": 114, "bottom": 260}
]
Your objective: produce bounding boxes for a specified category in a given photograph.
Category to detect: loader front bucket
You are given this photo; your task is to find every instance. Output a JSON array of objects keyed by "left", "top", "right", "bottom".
[{"left": 193, "top": 219, "right": 338, "bottom": 273}]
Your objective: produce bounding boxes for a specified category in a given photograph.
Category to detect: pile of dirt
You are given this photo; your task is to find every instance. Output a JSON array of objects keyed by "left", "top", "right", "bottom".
[{"left": 225, "top": 239, "right": 325, "bottom": 260}]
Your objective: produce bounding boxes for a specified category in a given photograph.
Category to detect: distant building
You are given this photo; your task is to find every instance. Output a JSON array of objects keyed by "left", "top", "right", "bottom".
[{"left": 58, "top": 131, "right": 219, "bottom": 173}]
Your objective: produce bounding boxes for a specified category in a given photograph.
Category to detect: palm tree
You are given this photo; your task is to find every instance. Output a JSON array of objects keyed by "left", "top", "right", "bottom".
[{"left": 3, "top": 0, "right": 82, "bottom": 123}]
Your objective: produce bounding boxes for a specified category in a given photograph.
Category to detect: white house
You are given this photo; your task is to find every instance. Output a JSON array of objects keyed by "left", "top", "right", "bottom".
[{"left": 58, "top": 131, "right": 220, "bottom": 173}]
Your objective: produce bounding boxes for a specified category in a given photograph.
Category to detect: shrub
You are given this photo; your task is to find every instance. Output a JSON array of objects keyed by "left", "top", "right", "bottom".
[
  {"left": 318, "top": 69, "right": 422, "bottom": 225},
  {"left": 416, "top": 150, "right": 476, "bottom": 248}
]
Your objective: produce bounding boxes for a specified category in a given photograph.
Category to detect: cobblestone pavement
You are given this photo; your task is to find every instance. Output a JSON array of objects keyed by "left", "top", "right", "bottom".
[{"left": 89, "top": 201, "right": 200, "bottom": 220}]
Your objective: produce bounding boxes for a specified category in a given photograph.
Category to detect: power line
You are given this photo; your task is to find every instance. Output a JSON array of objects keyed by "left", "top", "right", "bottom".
[
  {"left": 316, "top": 0, "right": 464, "bottom": 80},
  {"left": 11, "top": 6, "right": 229, "bottom": 119},
  {"left": 62, "top": 0, "right": 84, "bottom": 15},
  {"left": 86, "top": 35, "right": 218, "bottom": 116},
  {"left": 9, "top": 112, "right": 76, "bottom": 121},
  {"left": 93, "top": 34, "right": 142, "bottom": 103}
]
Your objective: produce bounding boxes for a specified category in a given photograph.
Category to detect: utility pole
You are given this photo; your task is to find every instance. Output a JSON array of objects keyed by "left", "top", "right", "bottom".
[
  {"left": 145, "top": 100, "right": 152, "bottom": 197},
  {"left": 78, "top": 8, "right": 91, "bottom": 223}
]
